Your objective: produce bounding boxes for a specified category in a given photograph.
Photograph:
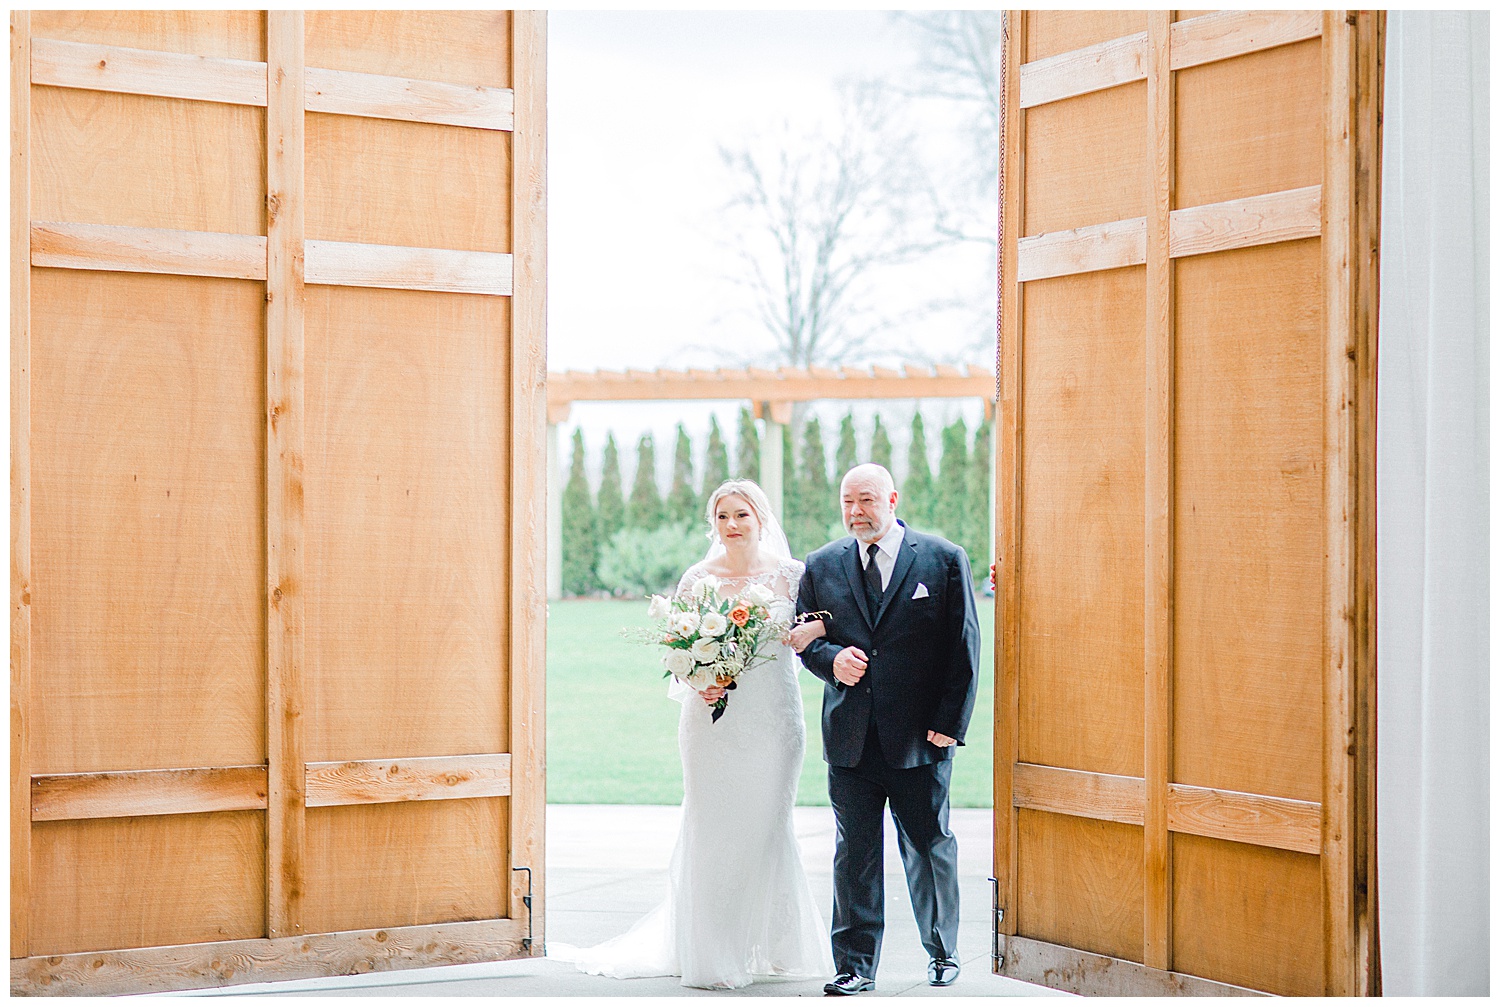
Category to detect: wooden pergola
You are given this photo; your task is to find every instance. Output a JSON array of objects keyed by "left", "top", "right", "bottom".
[{"left": 544, "top": 363, "right": 997, "bottom": 596}]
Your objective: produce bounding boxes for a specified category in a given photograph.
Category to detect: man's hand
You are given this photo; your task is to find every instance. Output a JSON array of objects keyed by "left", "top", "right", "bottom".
[
  {"left": 927, "top": 730, "right": 957, "bottom": 748},
  {"left": 832, "top": 646, "right": 868, "bottom": 687}
]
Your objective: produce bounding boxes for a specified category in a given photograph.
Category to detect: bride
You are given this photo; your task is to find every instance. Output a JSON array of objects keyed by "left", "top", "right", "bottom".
[{"left": 551, "top": 479, "right": 834, "bottom": 989}]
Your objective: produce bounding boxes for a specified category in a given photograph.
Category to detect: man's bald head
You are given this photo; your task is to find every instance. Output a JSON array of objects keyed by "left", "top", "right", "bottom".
[{"left": 840, "top": 464, "right": 898, "bottom": 543}]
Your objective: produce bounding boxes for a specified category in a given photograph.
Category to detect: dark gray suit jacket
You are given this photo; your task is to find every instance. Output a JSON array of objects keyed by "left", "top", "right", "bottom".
[{"left": 797, "top": 522, "right": 981, "bottom": 769}]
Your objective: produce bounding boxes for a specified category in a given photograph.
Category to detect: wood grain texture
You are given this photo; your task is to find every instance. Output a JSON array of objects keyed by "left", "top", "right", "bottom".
[
  {"left": 31, "top": 37, "right": 267, "bottom": 106},
  {"left": 1166, "top": 783, "right": 1321, "bottom": 855},
  {"left": 1172, "top": 240, "right": 1325, "bottom": 803},
  {"left": 1012, "top": 763, "right": 1144, "bottom": 826},
  {"left": 1321, "top": 12, "right": 1355, "bottom": 994},
  {"left": 509, "top": 8, "right": 549, "bottom": 956},
  {"left": 1171, "top": 10, "right": 1322, "bottom": 72},
  {"left": 12, "top": 917, "right": 527, "bottom": 996},
  {"left": 265, "top": 10, "right": 307, "bottom": 940},
  {"left": 30, "top": 87, "right": 265, "bottom": 235},
  {"left": 1023, "top": 82, "right": 1146, "bottom": 236},
  {"left": 306, "top": 11, "right": 511, "bottom": 89},
  {"left": 1172, "top": 834, "right": 1324, "bottom": 995},
  {"left": 30, "top": 270, "right": 266, "bottom": 774},
  {"left": 31, "top": 766, "right": 268, "bottom": 821},
  {"left": 306, "top": 65, "right": 514, "bottom": 130},
  {"left": 993, "top": 10, "right": 1025, "bottom": 940},
  {"left": 305, "top": 239, "right": 513, "bottom": 295},
  {"left": 305, "top": 754, "right": 512, "bottom": 808},
  {"left": 303, "top": 799, "right": 509, "bottom": 936},
  {"left": 303, "top": 286, "right": 511, "bottom": 763},
  {"left": 1169, "top": 185, "right": 1323, "bottom": 259},
  {"left": 30, "top": 10, "right": 265, "bottom": 61},
  {"left": 999, "top": 935, "right": 1265, "bottom": 996},
  {"left": 12, "top": 11, "right": 32, "bottom": 958},
  {"left": 30, "top": 220, "right": 268, "bottom": 279},
  {"left": 1018, "top": 267, "right": 1144, "bottom": 778},
  {"left": 1175, "top": 38, "right": 1323, "bottom": 209},
  {"left": 306, "top": 113, "right": 510, "bottom": 252},
  {"left": 1020, "top": 31, "right": 1145, "bottom": 109},
  {"left": 1018, "top": 810, "right": 1144, "bottom": 964},
  {"left": 1016, "top": 217, "right": 1145, "bottom": 282},
  {"left": 1142, "top": 11, "right": 1174, "bottom": 972},
  {"left": 1024, "top": 11, "right": 1147, "bottom": 63},
  {"left": 550, "top": 364, "right": 993, "bottom": 408},
  {"left": 29, "top": 812, "right": 266, "bottom": 956}
]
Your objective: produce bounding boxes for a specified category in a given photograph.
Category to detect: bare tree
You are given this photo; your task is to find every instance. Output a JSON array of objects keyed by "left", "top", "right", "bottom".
[{"left": 717, "top": 82, "right": 942, "bottom": 369}]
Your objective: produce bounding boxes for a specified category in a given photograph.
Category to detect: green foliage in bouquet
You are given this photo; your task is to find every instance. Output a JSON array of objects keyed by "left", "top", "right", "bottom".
[{"left": 597, "top": 522, "right": 704, "bottom": 597}]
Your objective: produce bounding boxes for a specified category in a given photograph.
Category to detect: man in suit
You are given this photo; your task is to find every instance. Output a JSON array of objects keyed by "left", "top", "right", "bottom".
[{"left": 796, "top": 463, "right": 981, "bottom": 995}]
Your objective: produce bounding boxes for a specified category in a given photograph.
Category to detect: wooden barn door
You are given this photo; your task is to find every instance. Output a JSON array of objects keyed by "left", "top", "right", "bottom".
[
  {"left": 11, "top": 11, "right": 547, "bottom": 995},
  {"left": 993, "top": 11, "right": 1380, "bottom": 996}
]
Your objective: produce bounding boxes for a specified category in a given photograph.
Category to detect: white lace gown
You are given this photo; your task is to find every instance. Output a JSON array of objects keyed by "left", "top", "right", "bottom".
[{"left": 551, "top": 558, "right": 833, "bottom": 989}]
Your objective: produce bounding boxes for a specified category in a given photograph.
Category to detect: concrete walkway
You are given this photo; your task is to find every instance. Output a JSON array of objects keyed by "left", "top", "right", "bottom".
[{"left": 167, "top": 805, "right": 1065, "bottom": 998}]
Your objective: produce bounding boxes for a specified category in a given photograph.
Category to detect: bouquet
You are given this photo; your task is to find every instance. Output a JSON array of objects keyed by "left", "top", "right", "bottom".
[{"left": 635, "top": 576, "right": 790, "bottom": 723}]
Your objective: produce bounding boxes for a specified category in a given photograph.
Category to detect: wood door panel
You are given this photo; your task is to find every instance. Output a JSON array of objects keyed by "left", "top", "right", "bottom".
[
  {"left": 30, "top": 10, "right": 266, "bottom": 61},
  {"left": 306, "top": 11, "right": 511, "bottom": 89},
  {"left": 1025, "top": 12, "right": 1147, "bottom": 63},
  {"left": 1023, "top": 82, "right": 1147, "bottom": 237},
  {"left": 1017, "top": 810, "right": 1144, "bottom": 963}
]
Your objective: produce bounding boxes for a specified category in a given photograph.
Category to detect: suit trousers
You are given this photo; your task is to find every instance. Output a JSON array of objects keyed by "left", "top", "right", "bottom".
[{"left": 827, "top": 725, "right": 960, "bottom": 978}]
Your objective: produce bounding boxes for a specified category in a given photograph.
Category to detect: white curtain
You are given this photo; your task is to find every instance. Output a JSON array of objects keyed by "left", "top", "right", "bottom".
[{"left": 1376, "top": 10, "right": 1489, "bottom": 996}]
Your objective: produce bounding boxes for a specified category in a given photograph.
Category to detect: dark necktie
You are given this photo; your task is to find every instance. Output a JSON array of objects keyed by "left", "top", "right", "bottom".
[{"left": 863, "top": 542, "right": 883, "bottom": 616}]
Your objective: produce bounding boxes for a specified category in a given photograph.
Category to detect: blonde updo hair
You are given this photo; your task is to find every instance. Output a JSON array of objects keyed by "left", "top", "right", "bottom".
[{"left": 703, "top": 479, "right": 775, "bottom": 544}]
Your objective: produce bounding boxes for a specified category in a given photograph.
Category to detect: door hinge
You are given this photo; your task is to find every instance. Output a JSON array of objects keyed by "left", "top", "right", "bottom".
[
  {"left": 990, "top": 877, "right": 1005, "bottom": 971},
  {"left": 512, "top": 866, "right": 534, "bottom": 952}
]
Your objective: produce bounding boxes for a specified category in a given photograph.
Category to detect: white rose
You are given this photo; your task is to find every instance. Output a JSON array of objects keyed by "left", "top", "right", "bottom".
[
  {"left": 686, "top": 664, "right": 716, "bottom": 690},
  {"left": 647, "top": 594, "right": 671, "bottom": 620},
  {"left": 663, "top": 649, "right": 693, "bottom": 679},
  {"left": 699, "top": 611, "right": 728, "bottom": 638},
  {"left": 669, "top": 610, "right": 700, "bottom": 636},
  {"left": 690, "top": 637, "right": 721, "bottom": 663},
  {"left": 693, "top": 576, "right": 721, "bottom": 601},
  {"left": 744, "top": 583, "right": 775, "bottom": 607}
]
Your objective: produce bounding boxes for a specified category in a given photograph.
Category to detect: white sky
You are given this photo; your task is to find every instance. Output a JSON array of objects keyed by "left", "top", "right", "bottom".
[{"left": 548, "top": 11, "right": 997, "bottom": 478}]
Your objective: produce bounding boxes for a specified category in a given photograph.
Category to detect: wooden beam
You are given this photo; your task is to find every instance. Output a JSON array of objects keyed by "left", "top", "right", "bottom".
[
  {"left": 30, "top": 221, "right": 268, "bottom": 280},
  {"left": 1017, "top": 217, "right": 1146, "bottom": 282},
  {"left": 10, "top": 9, "right": 31, "bottom": 961},
  {"left": 1165, "top": 783, "right": 1321, "bottom": 856},
  {"left": 304, "top": 239, "right": 512, "bottom": 295},
  {"left": 305, "top": 66, "right": 514, "bottom": 130},
  {"left": 1142, "top": 9, "right": 1174, "bottom": 974},
  {"left": 1019, "top": 31, "right": 1146, "bottom": 109},
  {"left": 1171, "top": 10, "right": 1323, "bottom": 73},
  {"left": 304, "top": 755, "right": 512, "bottom": 808},
  {"left": 548, "top": 366, "right": 994, "bottom": 409},
  {"left": 11, "top": 917, "right": 528, "bottom": 997},
  {"left": 1012, "top": 763, "right": 1145, "bottom": 827},
  {"left": 999, "top": 935, "right": 1265, "bottom": 996},
  {"left": 30, "top": 767, "right": 268, "bottom": 822},
  {"left": 510, "top": 8, "right": 549, "bottom": 956},
  {"left": 1169, "top": 186, "right": 1322, "bottom": 259},
  {"left": 265, "top": 11, "right": 306, "bottom": 942},
  {"left": 30, "top": 37, "right": 267, "bottom": 106}
]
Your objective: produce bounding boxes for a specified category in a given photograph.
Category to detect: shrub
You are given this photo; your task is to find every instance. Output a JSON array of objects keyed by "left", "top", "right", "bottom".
[{"left": 596, "top": 523, "right": 706, "bottom": 598}]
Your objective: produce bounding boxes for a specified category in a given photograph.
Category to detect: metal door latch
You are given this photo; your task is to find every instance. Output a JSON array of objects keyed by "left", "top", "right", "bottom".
[
  {"left": 513, "top": 866, "right": 534, "bottom": 951},
  {"left": 990, "top": 877, "right": 1005, "bottom": 970}
]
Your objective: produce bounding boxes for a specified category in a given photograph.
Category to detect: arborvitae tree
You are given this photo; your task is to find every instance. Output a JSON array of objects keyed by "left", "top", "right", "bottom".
[
  {"left": 870, "top": 414, "right": 893, "bottom": 472},
  {"left": 781, "top": 421, "right": 798, "bottom": 548},
  {"left": 835, "top": 411, "right": 859, "bottom": 482},
  {"left": 901, "top": 412, "right": 934, "bottom": 530},
  {"left": 665, "top": 424, "right": 698, "bottom": 527},
  {"left": 703, "top": 415, "right": 731, "bottom": 500},
  {"left": 965, "top": 418, "right": 994, "bottom": 574},
  {"left": 933, "top": 418, "right": 969, "bottom": 544},
  {"left": 561, "top": 429, "right": 599, "bottom": 595},
  {"left": 596, "top": 433, "right": 626, "bottom": 545},
  {"left": 791, "top": 417, "right": 837, "bottom": 556},
  {"left": 735, "top": 406, "right": 760, "bottom": 480},
  {"left": 626, "top": 432, "right": 664, "bottom": 530}
]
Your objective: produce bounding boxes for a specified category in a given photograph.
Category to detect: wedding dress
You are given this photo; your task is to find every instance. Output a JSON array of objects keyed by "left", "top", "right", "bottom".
[{"left": 551, "top": 557, "right": 833, "bottom": 989}]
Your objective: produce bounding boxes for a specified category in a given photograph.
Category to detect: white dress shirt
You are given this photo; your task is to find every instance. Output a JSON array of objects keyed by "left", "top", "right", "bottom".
[{"left": 859, "top": 520, "right": 905, "bottom": 591}]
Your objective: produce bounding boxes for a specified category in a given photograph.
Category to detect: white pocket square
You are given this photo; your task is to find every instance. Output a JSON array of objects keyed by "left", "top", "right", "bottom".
[{"left": 911, "top": 583, "right": 930, "bottom": 600}]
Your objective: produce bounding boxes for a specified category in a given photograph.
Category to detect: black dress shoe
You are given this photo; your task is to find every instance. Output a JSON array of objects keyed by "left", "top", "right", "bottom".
[
  {"left": 928, "top": 957, "right": 960, "bottom": 986},
  {"left": 824, "top": 972, "right": 876, "bottom": 995}
]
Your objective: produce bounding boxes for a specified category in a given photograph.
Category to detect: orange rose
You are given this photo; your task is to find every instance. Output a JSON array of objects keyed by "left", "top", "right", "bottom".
[{"left": 728, "top": 604, "right": 751, "bottom": 627}]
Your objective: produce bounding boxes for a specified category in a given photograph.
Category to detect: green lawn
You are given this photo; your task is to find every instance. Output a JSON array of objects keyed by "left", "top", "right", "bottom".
[{"left": 546, "top": 597, "right": 995, "bottom": 808}]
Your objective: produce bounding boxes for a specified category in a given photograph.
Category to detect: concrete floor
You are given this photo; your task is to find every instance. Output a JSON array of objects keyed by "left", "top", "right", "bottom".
[{"left": 158, "top": 805, "right": 1065, "bottom": 999}]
